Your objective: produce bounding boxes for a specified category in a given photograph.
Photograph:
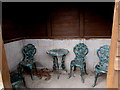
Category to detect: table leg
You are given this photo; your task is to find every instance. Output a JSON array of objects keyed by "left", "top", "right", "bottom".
[
  {"left": 53, "top": 56, "right": 60, "bottom": 79},
  {"left": 53, "top": 56, "right": 57, "bottom": 70},
  {"left": 61, "top": 55, "right": 67, "bottom": 72}
]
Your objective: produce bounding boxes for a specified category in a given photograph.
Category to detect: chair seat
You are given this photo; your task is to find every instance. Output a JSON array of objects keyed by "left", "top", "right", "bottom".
[
  {"left": 20, "top": 60, "right": 35, "bottom": 67},
  {"left": 10, "top": 72, "right": 23, "bottom": 83},
  {"left": 71, "top": 59, "right": 85, "bottom": 67},
  {"left": 95, "top": 64, "right": 108, "bottom": 73},
  {"left": 12, "top": 80, "right": 23, "bottom": 88},
  {"left": 10, "top": 72, "right": 26, "bottom": 88}
]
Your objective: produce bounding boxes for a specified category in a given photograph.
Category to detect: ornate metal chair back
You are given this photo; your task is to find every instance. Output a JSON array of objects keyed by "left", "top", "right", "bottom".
[
  {"left": 97, "top": 45, "right": 110, "bottom": 70},
  {"left": 22, "top": 44, "right": 36, "bottom": 62},
  {"left": 73, "top": 43, "right": 88, "bottom": 61},
  {"left": 97, "top": 45, "right": 110, "bottom": 63}
]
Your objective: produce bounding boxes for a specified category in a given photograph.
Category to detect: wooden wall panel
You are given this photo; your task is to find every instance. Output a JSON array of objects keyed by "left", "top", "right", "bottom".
[
  {"left": 25, "top": 23, "right": 47, "bottom": 38},
  {"left": 2, "top": 19, "right": 25, "bottom": 41},
  {"left": 51, "top": 8, "right": 80, "bottom": 37},
  {"left": 2, "top": 19, "right": 48, "bottom": 41},
  {"left": 84, "top": 5, "right": 112, "bottom": 37},
  {"left": 49, "top": 3, "right": 114, "bottom": 38},
  {"left": 2, "top": 2, "right": 114, "bottom": 43}
]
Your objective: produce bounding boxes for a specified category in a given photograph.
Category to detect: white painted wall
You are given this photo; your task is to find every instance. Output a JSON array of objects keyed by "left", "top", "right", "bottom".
[
  {"left": 4, "top": 39, "right": 111, "bottom": 72},
  {"left": 4, "top": 40, "right": 24, "bottom": 71}
]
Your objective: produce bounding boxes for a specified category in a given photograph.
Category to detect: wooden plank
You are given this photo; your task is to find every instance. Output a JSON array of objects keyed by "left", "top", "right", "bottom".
[
  {"left": 0, "top": 73, "right": 3, "bottom": 89},
  {"left": 0, "top": 25, "right": 12, "bottom": 88},
  {"left": 114, "top": 57, "right": 120, "bottom": 70},
  {"left": 115, "top": 1, "right": 120, "bottom": 71},
  {"left": 0, "top": 25, "right": 4, "bottom": 89},
  {"left": 106, "top": 0, "right": 119, "bottom": 88},
  {"left": 118, "top": 28, "right": 120, "bottom": 41},
  {"left": 116, "top": 42, "right": 120, "bottom": 56}
]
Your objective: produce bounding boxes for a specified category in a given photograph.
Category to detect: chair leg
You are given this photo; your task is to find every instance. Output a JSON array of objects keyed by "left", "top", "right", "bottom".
[
  {"left": 74, "top": 66, "right": 77, "bottom": 71},
  {"left": 22, "top": 77, "right": 27, "bottom": 88},
  {"left": 52, "top": 56, "right": 57, "bottom": 71},
  {"left": 56, "top": 57, "right": 60, "bottom": 79},
  {"left": 68, "top": 65, "right": 73, "bottom": 79},
  {"left": 29, "top": 68, "right": 34, "bottom": 80},
  {"left": 18, "top": 64, "right": 23, "bottom": 74},
  {"left": 84, "top": 63, "right": 88, "bottom": 75},
  {"left": 13, "top": 84, "right": 19, "bottom": 89},
  {"left": 34, "top": 63, "right": 37, "bottom": 73},
  {"left": 61, "top": 55, "right": 66, "bottom": 71},
  {"left": 80, "top": 68, "right": 84, "bottom": 83},
  {"left": 92, "top": 72, "right": 99, "bottom": 87}
]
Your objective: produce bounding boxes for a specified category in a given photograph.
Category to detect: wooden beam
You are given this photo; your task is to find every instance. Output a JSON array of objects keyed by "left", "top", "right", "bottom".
[
  {"left": 0, "top": 25, "right": 4, "bottom": 89},
  {"left": 106, "top": 0, "right": 120, "bottom": 89},
  {"left": 0, "top": 25, "right": 12, "bottom": 88}
]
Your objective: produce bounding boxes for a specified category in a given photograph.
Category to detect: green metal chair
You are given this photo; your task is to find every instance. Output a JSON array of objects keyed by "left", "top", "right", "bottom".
[
  {"left": 19, "top": 44, "right": 37, "bottom": 80},
  {"left": 10, "top": 71, "right": 27, "bottom": 89},
  {"left": 92, "top": 45, "right": 110, "bottom": 87},
  {"left": 68, "top": 43, "right": 88, "bottom": 83}
]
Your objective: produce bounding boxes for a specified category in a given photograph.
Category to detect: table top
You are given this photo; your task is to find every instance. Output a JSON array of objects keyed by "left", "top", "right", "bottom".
[{"left": 46, "top": 49, "right": 69, "bottom": 56}]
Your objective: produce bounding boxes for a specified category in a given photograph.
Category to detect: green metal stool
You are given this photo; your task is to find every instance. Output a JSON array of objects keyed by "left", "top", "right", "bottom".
[{"left": 68, "top": 43, "right": 88, "bottom": 83}]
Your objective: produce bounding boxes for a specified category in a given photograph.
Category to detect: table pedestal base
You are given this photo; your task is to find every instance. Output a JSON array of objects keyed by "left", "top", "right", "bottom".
[{"left": 52, "top": 55, "right": 67, "bottom": 79}]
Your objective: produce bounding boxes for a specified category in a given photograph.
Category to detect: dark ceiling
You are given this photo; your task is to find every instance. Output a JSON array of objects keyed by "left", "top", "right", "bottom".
[{"left": 2, "top": 2, "right": 114, "bottom": 24}]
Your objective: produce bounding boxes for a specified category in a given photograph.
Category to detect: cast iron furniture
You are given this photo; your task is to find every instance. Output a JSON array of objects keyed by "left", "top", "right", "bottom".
[
  {"left": 19, "top": 44, "right": 37, "bottom": 80},
  {"left": 92, "top": 45, "right": 110, "bottom": 87},
  {"left": 10, "top": 71, "right": 27, "bottom": 89},
  {"left": 68, "top": 43, "right": 88, "bottom": 83},
  {"left": 47, "top": 49, "right": 69, "bottom": 79}
]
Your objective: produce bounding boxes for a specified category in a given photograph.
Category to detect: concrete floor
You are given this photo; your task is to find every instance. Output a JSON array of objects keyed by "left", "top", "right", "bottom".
[{"left": 22, "top": 70, "right": 106, "bottom": 88}]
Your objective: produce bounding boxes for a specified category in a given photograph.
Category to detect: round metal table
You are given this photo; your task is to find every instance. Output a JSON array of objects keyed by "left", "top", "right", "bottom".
[{"left": 46, "top": 49, "right": 69, "bottom": 79}]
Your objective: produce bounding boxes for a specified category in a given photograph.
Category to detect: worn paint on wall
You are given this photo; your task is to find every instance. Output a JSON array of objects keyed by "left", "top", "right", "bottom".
[{"left": 4, "top": 39, "right": 111, "bottom": 72}]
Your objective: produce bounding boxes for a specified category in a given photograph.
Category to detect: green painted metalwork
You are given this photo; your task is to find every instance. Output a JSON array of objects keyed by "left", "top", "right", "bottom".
[
  {"left": 10, "top": 71, "right": 27, "bottom": 89},
  {"left": 92, "top": 45, "right": 110, "bottom": 87},
  {"left": 19, "top": 44, "right": 37, "bottom": 80},
  {"left": 47, "top": 49, "right": 69, "bottom": 79},
  {"left": 68, "top": 43, "right": 88, "bottom": 83}
]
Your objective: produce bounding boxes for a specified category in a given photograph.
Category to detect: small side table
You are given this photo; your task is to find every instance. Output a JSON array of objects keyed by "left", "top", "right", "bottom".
[{"left": 46, "top": 49, "right": 69, "bottom": 79}]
